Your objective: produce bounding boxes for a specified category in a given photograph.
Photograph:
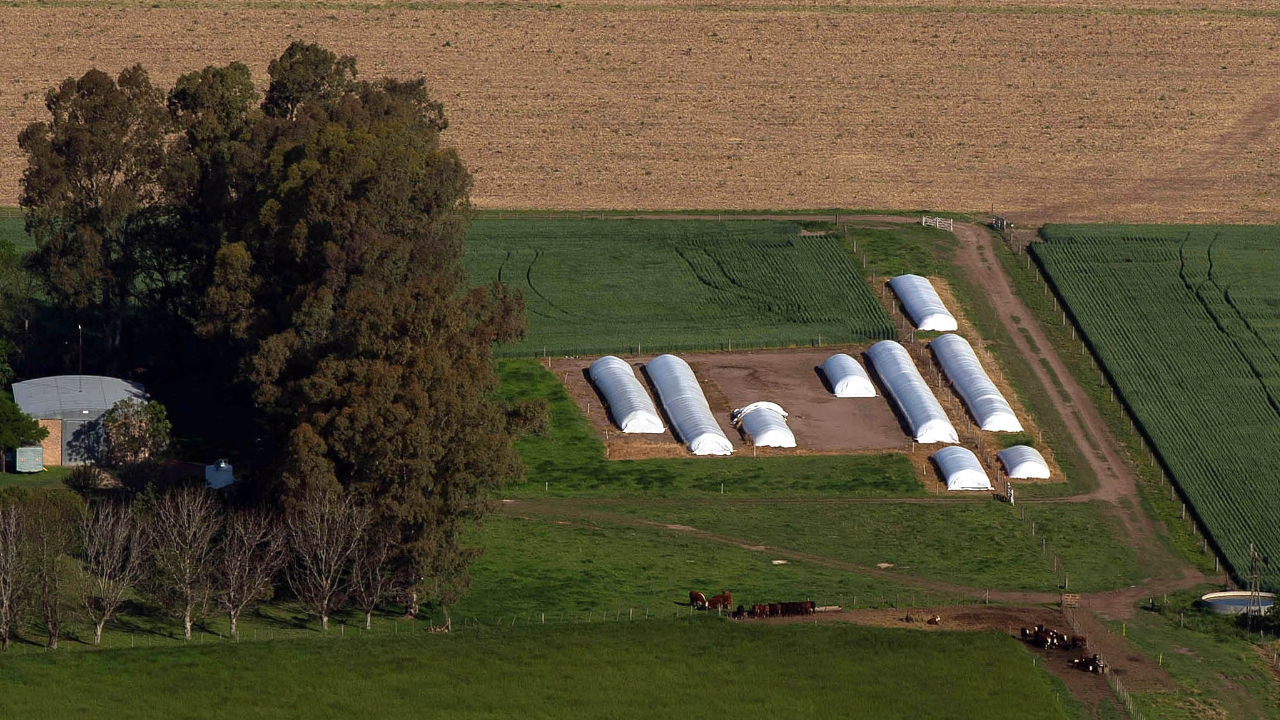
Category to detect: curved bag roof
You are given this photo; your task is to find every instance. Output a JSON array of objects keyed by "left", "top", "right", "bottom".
[
  {"left": 932, "top": 446, "right": 993, "bottom": 491},
  {"left": 889, "top": 275, "right": 958, "bottom": 332},
  {"left": 731, "top": 402, "right": 796, "bottom": 448},
  {"left": 930, "top": 334, "right": 1023, "bottom": 433},
  {"left": 646, "top": 355, "right": 733, "bottom": 456},
  {"left": 588, "top": 356, "right": 665, "bottom": 433},
  {"left": 865, "top": 341, "right": 958, "bottom": 444},
  {"left": 997, "top": 445, "right": 1051, "bottom": 479},
  {"left": 821, "top": 353, "right": 876, "bottom": 398}
]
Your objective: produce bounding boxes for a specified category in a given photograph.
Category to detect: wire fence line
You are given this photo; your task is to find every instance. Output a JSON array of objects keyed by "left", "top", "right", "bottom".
[
  {"left": 1062, "top": 607, "right": 1147, "bottom": 720},
  {"left": 491, "top": 332, "right": 891, "bottom": 360},
  {"left": 1000, "top": 228, "right": 1235, "bottom": 587}
]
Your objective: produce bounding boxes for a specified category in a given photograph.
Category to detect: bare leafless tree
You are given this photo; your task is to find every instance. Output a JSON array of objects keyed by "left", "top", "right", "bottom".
[
  {"left": 351, "top": 524, "right": 396, "bottom": 630},
  {"left": 76, "top": 502, "right": 146, "bottom": 645},
  {"left": 0, "top": 502, "right": 23, "bottom": 650},
  {"left": 217, "top": 509, "right": 285, "bottom": 640},
  {"left": 286, "top": 489, "right": 367, "bottom": 632},
  {"left": 24, "top": 493, "right": 77, "bottom": 649},
  {"left": 149, "top": 488, "right": 219, "bottom": 641}
]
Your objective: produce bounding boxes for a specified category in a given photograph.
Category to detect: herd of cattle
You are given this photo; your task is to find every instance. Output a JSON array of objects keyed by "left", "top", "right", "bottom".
[
  {"left": 689, "top": 591, "right": 816, "bottom": 619},
  {"left": 1020, "top": 624, "right": 1107, "bottom": 674}
]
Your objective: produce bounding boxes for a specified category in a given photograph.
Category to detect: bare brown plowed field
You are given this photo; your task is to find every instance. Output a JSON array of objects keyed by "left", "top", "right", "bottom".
[{"left": 2, "top": 2, "right": 1279, "bottom": 221}]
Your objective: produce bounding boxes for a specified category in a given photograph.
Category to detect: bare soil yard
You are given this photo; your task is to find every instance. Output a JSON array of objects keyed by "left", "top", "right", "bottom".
[
  {"left": 552, "top": 347, "right": 908, "bottom": 458},
  {"left": 1, "top": 2, "right": 1279, "bottom": 221}
]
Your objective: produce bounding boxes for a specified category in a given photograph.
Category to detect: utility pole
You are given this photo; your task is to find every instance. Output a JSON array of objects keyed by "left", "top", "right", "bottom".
[{"left": 77, "top": 324, "right": 83, "bottom": 391}]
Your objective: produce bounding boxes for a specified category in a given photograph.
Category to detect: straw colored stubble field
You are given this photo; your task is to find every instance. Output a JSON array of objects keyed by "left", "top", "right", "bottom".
[{"left": 0, "top": 2, "right": 1278, "bottom": 221}]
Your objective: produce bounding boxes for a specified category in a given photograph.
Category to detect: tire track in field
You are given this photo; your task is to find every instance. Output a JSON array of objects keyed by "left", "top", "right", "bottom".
[{"left": 524, "top": 248, "right": 578, "bottom": 318}]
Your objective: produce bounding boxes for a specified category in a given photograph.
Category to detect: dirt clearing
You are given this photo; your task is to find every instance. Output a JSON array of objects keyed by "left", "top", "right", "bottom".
[{"left": 551, "top": 347, "right": 908, "bottom": 459}]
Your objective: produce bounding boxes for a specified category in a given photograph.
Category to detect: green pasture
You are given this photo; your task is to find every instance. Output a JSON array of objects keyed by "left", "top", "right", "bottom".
[
  {"left": 464, "top": 219, "right": 895, "bottom": 357},
  {"left": 0, "top": 466, "right": 70, "bottom": 490},
  {"left": 0, "top": 620, "right": 1080, "bottom": 720},
  {"left": 1105, "top": 588, "right": 1280, "bottom": 720},
  {"left": 1034, "top": 224, "right": 1280, "bottom": 589},
  {"left": 0, "top": 212, "right": 30, "bottom": 254},
  {"left": 577, "top": 499, "right": 1142, "bottom": 594},
  {"left": 459, "top": 513, "right": 947, "bottom": 619}
]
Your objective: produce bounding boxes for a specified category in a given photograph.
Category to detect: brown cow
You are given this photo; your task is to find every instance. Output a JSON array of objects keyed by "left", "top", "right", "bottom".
[
  {"left": 690, "top": 591, "right": 708, "bottom": 609},
  {"left": 707, "top": 591, "right": 733, "bottom": 610},
  {"left": 768, "top": 602, "right": 781, "bottom": 617},
  {"left": 750, "top": 604, "right": 768, "bottom": 618}
]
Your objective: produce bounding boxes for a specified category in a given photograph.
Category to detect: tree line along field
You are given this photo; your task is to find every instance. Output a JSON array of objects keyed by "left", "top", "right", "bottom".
[
  {"left": 465, "top": 219, "right": 894, "bottom": 357},
  {"left": 1032, "top": 224, "right": 1280, "bottom": 590},
  {"left": 2, "top": 2, "right": 1280, "bottom": 222}
]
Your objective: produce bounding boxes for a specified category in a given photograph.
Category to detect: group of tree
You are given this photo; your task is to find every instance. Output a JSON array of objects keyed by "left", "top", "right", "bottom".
[
  {"left": 5, "top": 43, "right": 535, "bottom": 613},
  {"left": 0, "top": 485, "right": 415, "bottom": 650}
]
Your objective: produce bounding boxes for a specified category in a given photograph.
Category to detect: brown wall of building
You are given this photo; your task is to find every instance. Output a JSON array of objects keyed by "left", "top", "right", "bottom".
[{"left": 38, "top": 419, "right": 61, "bottom": 467}]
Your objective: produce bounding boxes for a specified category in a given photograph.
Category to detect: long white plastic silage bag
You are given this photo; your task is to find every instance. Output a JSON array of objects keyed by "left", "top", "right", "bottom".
[
  {"left": 889, "top": 274, "right": 958, "bottom": 332},
  {"left": 930, "top": 334, "right": 1023, "bottom": 433},
  {"left": 645, "top": 354, "right": 733, "bottom": 456},
  {"left": 588, "top": 356, "right": 665, "bottom": 433},
  {"left": 997, "top": 445, "right": 1051, "bottom": 479},
  {"left": 865, "top": 340, "right": 958, "bottom": 444},
  {"left": 932, "top": 446, "right": 993, "bottom": 491},
  {"left": 821, "top": 353, "right": 876, "bottom": 398}
]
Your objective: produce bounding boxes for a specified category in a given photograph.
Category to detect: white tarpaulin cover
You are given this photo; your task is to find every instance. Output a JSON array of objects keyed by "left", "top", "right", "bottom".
[
  {"left": 646, "top": 354, "right": 733, "bottom": 456},
  {"left": 821, "top": 353, "right": 877, "bottom": 398},
  {"left": 731, "top": 402, "right": 796, "bottom": 448},
  {"left": 932, "top": 446, "right": 993, "bottom": 491},
  {"left": 588, "top": 356, "right": 665, "bottom": 433},
  {"left": 930, "top": 334, "right": 1023, "bottom": 433},
  {"left": 865, "top": 341, "right": 958, "bottom": 444},
  {"left": 889, "top": 275, "right": 958, "bottom": 332},
  {"left": 997, "top": 445, "right": 1051, "bottom": 479}
]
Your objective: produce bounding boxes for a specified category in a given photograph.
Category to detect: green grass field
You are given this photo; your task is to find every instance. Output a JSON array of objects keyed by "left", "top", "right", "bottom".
[
  {"left": 0, "top": 466, "right": 69, "bottom": 490},
  {"left": 1033, "top": 225, "right": 1280, "bottom": 589},
  {"left": 0, "top": 620, "right": 1080, "bottom": 720},
  {"left": 0, "top": 213, "right": 30, "bottom": 253},
  {"left": 611, "top": 500, "right": 1141, "bottom": 594},
  {"left": 1100, "top": 588, "right": 1280, "bottom": 719},
  {"left": 459, "top": 513, "right": 947, "bottom": 619},
  {"left": 465, "top": 219, "right": 895, "bottom": 356}
]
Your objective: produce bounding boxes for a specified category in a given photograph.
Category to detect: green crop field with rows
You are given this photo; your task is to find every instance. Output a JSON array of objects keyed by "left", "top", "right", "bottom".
[
  {"left": 1033, "top": 224, "right": 1280, "bottom": 589},
  {"left": 464, "top": 219, "right": 895, "bottom": 357}
]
